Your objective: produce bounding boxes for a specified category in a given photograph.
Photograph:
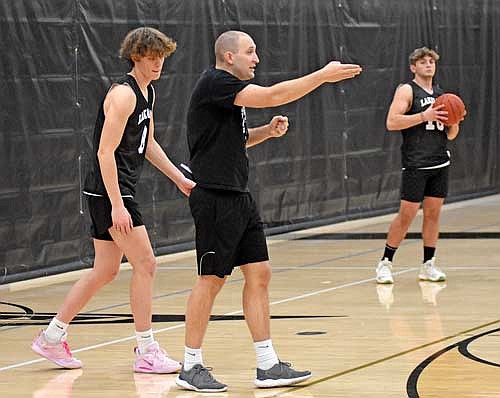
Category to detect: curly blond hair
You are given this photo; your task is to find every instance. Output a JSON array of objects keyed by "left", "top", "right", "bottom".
[
  {"left": 409, "top": 47, "right": 440, "bottom": 65},
  {"left": 120, "top": 27, "right": 176, "bottom": 66}
]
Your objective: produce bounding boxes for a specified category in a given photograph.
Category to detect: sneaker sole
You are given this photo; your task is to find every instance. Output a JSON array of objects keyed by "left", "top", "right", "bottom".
[
  {"left": 376, "top": 278, "right": 394, "bottom": 284},
  {"left": 175, "top": 376, "right": 228, "bottom": 392},
  {"left": 134, "top": 364, "right": 182, "bottom": 374},
  {"left": 418, "top": 276, "right": 446, "bottom": 282},
  {"left": 254, "top": 373, "right": 312, "bottom": 388},
  {"left": 31, "top": 343, "right": 82, "bottom": 369},
  {"left": 419, "top": 275, "right": 446, "bottom": 282}
]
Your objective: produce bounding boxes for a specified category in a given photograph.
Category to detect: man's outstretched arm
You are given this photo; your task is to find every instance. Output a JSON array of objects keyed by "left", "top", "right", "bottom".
[{"left": 234, "top": 61, "right": 362, "bottom": 109}]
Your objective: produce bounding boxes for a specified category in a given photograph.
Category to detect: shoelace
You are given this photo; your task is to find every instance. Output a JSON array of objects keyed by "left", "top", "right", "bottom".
[
  {"left": 197, "top": 366, "right": 216, "bottom": 380},
  {"left": 199, "top": 366, "right": 214, "bottom": 372},
  {"left": 380, "top": 264, "right": 392, "bottom": 275},
  {"left": 424, "top": 262, "right": 439, "bottom": 271},
  {"left": 431, "top": 266, "right": 443, "bottom": 274},
  {"left": 146, "top": 345, "right": 171, "bottom": 364}
]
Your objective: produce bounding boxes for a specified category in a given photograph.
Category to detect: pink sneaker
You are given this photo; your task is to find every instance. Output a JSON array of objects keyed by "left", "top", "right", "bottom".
[
  {"left": 31, "top": 330, "right": 82, "bottom": 369},
  {"left": 134, "top": 342, "right": 182, "bottom": 374}
]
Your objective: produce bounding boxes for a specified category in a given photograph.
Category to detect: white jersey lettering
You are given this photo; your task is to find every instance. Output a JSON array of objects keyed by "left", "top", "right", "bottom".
[
  {"left": 138, "top": 108, "right": 152, "bottom": 125},
  {"left": 420, "top": 97, "right": 435, "bottom": 108}
]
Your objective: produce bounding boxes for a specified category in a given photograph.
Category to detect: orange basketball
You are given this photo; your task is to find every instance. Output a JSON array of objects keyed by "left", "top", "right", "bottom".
[{"left": 433, "top": 93, "right": 466, "bottom": 126}]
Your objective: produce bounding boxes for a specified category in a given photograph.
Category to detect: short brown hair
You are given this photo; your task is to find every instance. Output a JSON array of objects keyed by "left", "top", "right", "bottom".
[
  {"left": 409, "top": 47, "right": 440, "bottom": 65},
  {"left": 120, "top": 27, "right": 177, "bottom": 66},
  {"left": 214, "top": 30, "right": 247, "bottom": 63}
]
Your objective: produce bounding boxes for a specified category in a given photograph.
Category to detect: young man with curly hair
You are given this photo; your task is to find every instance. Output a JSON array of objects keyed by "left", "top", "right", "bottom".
[{"left": 32, "top": 27, "right": 195, "bottom": 373}]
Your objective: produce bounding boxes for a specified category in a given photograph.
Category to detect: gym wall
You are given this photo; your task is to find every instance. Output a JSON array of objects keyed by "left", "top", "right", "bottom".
[{"left": 1, "top": 0, "right": 498, "bottom": 283}]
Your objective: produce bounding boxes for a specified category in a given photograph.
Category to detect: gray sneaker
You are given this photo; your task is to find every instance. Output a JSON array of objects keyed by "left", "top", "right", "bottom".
[
  {"left": 175, "top": 364, "right": 228, "bottom": 393},
  {"left": 255, "top": 361, "right": 312, "bottom": 388}
]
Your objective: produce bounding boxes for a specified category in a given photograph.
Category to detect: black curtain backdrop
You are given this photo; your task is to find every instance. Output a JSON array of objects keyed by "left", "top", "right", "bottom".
[{"left": 1, "top": 0, "right": 499, "bottom": 283}]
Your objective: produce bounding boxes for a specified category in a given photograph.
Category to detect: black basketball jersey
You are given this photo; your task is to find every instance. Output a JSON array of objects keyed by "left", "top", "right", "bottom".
[
  {"left": 400, "top": 80, "right": 449, "bottom": 169},
  {"left": 84, "top": 74, "right": 154, "bottom": 198}
]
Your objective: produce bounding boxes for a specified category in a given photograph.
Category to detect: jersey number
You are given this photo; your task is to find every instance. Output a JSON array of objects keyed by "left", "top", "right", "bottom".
[
  {"left": 425, "top": 120, "right": 445, "bottom": 131},
  {"left": 138, "top": 125, "right": 147, "bottom": 154}
]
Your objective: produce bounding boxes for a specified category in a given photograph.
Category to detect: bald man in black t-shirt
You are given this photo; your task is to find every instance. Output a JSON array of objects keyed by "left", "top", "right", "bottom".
[{"left": 176, "top": 30, "right": 362, "bottom": 393}]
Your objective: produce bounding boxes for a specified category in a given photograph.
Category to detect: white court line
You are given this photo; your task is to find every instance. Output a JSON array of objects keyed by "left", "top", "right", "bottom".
[
  {"left": 0, "top": 268, "right": 416, "bottom": 372},
  {"left": 5, "top": 193, "right": 499, "bottom": 293},
  {"left": 268, "top": 268, "right": 416, "bottom": 306},
  {"left": 152, "top": 265, "right": 500, "bottom": 271}
]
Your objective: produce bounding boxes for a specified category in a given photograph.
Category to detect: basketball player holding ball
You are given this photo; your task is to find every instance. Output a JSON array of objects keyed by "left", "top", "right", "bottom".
[{"left": 375, "top": 47, "right": 466, "bottom": 284}]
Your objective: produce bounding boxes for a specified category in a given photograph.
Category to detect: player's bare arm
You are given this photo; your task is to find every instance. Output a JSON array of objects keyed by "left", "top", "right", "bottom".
[
  {"left": 246, "top": 116, "right": 289, "bottom": 148},
  {"left": 446, "top": 105, "right": 467, "bottom": 140},
  {"left": 145, "top": 115, "right": 196, "bottom": 196},
  {"left": 98, "top": 84, "right": 136, "bottom": 233},
  {"left": 386, "top": 84, "right": 448, "bottom": 131},
  {"left": 446, "top": 124, "right": 459, "bottom": 140},
  {"left": 234, "top": 62, "right": 362, "bottom": 109}
]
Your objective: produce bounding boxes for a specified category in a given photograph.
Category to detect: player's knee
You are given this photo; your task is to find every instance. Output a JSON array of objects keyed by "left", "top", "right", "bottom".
[
  {"left": 90, "top": 267, "right": 119, "bottom": 286},
  {"left": 103, "top": 268, "right": 119, "bottom": 283},
  {"left": 196, "top": 275, "right": 225, "bottom": 297},
  {"left": 134, "top": 255, "right": 157, "bottom": 278},
  {"left": 212, "top": 280, "right": 225, "bottom": 295},
  {"left": 399, "top": 209, "right": 418, "bottom": 225},
  {"left": 248, "top": 267, "right": 271, "bottom": 288},
  {"left": 424, "top": 208, "right": 441, "bottom": 222},
  {"left": 260, "top": 267, "right": 272, "bottom": 285}
]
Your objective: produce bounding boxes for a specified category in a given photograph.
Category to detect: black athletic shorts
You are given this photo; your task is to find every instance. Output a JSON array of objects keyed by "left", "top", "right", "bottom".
[
  {"left": 401, "top": 166, "right": 449, "bottom": 203},
  {"left": 189, "top": 186, "right": 269, "bottom": 278},
  {"left": 86, "top": 195, "right": 144, "bottom": 241}
]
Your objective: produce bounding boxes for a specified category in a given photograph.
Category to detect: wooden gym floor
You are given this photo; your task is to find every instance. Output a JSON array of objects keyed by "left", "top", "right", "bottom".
[{"left": 1, "top": 194, "right": 500, "bottom": 397}]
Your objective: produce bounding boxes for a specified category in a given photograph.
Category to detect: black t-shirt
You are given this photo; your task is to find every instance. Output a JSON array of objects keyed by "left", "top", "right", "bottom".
[
  {"left": 187, "top": 67, "right": 250, "bottom": 192},
  {"left": 400, "top": 80, "right": 449, "bottom": 169},
  {"left": 84, "top": 74, "right": 154, "bottom": 197}
]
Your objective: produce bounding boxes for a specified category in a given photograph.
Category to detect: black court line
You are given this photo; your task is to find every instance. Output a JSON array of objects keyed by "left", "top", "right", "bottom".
[
  {"left": 4, "top": 218, "right": 500, "bottom": 334},
  {"left": 0, "top": 242, "right": 394, "bottom": 334},
  {"left": 406, "top": 327, "right": 500, "bottom": 397},
  {"left": 0, "top": 232, "right": 493, "bottom": 333},
  {"left": 296, "top": 232, "right": 500, "bottom": 240},
  {"left": 267, "top": 319, "right": 500, "bottom": 397},
  {"left": 0, "top": 304, "right": 344, "bottom": 327}
]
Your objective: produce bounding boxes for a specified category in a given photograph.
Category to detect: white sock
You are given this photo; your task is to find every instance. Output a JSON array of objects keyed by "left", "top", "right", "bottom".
[
  {"left": 184, "top": 346, "right": 203, "bottom": 371},
  {"left": 44, "top": 317, "right": 69, "bottom": 344},
  {"left": 254, "top": 339, "right": 279, "bottom": 370},
  {"left": 136, "top": 329, "right": 155, "bottom": 353}
]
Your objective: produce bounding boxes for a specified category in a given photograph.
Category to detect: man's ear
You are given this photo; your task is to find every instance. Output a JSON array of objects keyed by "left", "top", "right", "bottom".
[
  {"left": 131, "top": 54, "right": 141, "bottom": 64},
  {"left": 224, "top": 51, "right": 234, "bottom": 65},
  {"left": 410, "top": 64, "right": 416, "bottom": 74}
]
